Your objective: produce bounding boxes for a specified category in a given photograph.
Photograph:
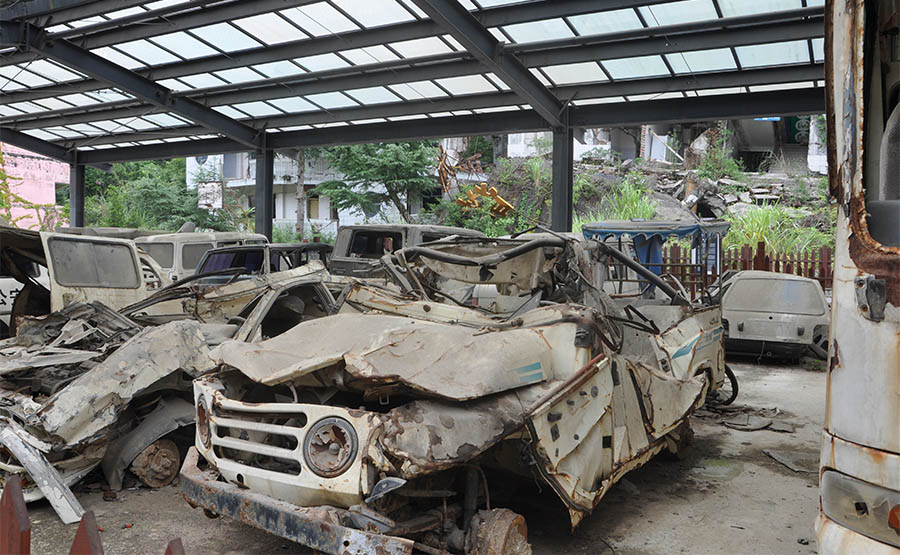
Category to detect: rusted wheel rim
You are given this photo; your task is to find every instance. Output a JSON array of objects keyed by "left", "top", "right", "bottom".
[
  {"left": 470, "top": 508, "right": 531, "bottom": 555},
  {"left": 130, "top": 438, "right": 180, "bottom": 488}
]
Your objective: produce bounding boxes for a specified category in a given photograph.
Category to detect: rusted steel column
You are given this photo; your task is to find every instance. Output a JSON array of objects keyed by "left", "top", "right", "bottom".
[
  {"left": 254, "top": 148, "right": 274, "bottom": 239},
  {"left": 551, "top": 125, "right": 573, "bottom": 232},
  {"left": 0, "top": 475, "right": 31, "bottom": 555},
  {"left": 69, "top": 159, "right": 85, "bottom": 228}
]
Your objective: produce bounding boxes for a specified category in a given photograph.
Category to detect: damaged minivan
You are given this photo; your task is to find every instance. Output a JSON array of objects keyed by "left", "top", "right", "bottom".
[{"left": 181, "top": 234, "right": 727, "bottom": 554}]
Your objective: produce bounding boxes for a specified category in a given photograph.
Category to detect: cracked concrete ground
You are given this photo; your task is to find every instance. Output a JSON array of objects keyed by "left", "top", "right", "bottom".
[{"left": 25, "top": 359, "right": 825, "bottom": 554}]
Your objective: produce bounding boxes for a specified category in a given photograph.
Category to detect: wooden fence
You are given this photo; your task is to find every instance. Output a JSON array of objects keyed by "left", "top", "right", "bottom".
[
  {"left": 1, "top": 475, "right": 184, "bottom": 555},
  {"left": 660, "top": 241, "right": 833, "bottom": 300}
]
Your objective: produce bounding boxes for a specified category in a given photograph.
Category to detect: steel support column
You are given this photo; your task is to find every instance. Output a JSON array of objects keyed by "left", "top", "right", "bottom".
[
  {"left": 551, "top": 127, "right": 574, "bottom": 232},
  {"left": 254, "top": 150, "right": 274, "bottom": 239},
  {"left": 69, "top": 160, "right": 85, "bottom": 228}
]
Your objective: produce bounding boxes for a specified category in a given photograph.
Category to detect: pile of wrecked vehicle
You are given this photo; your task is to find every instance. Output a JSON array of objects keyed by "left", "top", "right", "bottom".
[
  {"left": 0, "top": 224, "right": 730, "bottom": 554},
  {"left": 181, "top": 232, "right": 728, "bottom": 554}
]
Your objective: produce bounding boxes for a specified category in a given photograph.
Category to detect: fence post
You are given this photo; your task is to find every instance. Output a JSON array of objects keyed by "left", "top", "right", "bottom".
[
  {"left": 69, "top": 511, "right": 103, "bottom": 555},
  {"left": 0, "top": 475, "right": 30, "bottom": 555}
]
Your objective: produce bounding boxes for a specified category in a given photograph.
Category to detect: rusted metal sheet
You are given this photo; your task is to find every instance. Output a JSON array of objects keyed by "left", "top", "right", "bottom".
[{"left": 180, "top": 448, "right": 414, "bottom": 555}]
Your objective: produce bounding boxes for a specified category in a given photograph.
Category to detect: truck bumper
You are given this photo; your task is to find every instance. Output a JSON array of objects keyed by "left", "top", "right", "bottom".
[{"left": 179, "top": 447, "right": 414, "bottom": 555}]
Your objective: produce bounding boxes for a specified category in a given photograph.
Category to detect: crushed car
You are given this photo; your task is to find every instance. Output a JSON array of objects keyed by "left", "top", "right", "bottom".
[
  {"left": 719, "top": 270, "right": 831, "bottom": 360},
  {"left": 0, "top": 269, "right": 336, "bottom": 524},
  {"left": 181, "top": 233, "right": 727, "bottom": 554}
]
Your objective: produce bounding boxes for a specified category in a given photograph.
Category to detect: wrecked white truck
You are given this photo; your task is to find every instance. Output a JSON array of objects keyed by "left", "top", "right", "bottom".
[
  {"left": 181, "top": 234, "right": 727, "bottom": 554},
  {"left": 0, "top": 269, "right": 336, "bottom": 524}
]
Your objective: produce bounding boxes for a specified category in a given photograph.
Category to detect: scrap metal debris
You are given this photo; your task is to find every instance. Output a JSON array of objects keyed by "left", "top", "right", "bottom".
[{"left": 763, "top": 449, "right": 817, "bottom": 473}]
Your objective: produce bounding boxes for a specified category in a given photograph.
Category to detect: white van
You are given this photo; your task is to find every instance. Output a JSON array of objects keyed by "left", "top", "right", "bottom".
[
  {"left": 136, "top": 231, "right": 267, "bottom": 282},
  {"left": 0, "top": 224, "right": 169, "bottom": 337}
]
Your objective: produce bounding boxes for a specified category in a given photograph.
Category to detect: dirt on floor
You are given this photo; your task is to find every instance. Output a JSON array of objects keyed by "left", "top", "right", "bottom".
[{"left": 25, "top": 359, "right": 826, "bottom": 555}]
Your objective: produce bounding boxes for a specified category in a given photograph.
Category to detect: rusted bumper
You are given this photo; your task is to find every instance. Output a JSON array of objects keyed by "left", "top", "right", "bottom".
[{"left": 179, "top": 448, "right": 414, "bottom": 555}]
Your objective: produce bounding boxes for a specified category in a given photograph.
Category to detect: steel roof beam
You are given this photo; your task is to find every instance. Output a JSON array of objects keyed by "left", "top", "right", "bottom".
[
  {"left": 50, "top": 64, "right": 825, "bottom": 148},
  {"left": 0, "top": 4, "right": 821, "bottom": 105},
  {"left": 409, "top": 0, "right": 565, "bottom": 127},
  {"left": 0, "top": 0, "right": 146, "bottom": 23},
  {"left": 0, "top": 126, "right": 109, "bottom": 169},
  {"left": 1, "top": 21, "right": 261, "bottom": 148},
  {"left": 73, "top": 88, "right": 824, "bottom": 164},
  {"left": 0, "top": 0, "right": 327, "bottom": 68},
  {"left": 1, "top": 13, "right": 823, "bottom": 130}
]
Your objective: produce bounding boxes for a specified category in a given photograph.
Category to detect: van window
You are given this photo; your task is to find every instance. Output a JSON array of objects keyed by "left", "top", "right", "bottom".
[
  {"left": 182, "top": 242, "right": 215, "bottom": 270},
  {"left": 348, "top": 231, "right": 403, "bottom": 258},
  {"left": 141, "top": 242, "right": 174, "bottom": 269},
  {"left": 727, "top": 278, "right": 825, "bottom": 316},
  {"left": 201, "top": 249, "right": 265, "bottom": 274},
  {"left": 421, "top": 233, "right": 448, "bottom": 243},
  {"left": 47, "top": 237, "right": 140, "bottom": 288}
]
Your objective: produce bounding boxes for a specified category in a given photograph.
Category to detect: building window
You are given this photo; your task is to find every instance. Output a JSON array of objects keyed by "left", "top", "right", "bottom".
[
  {"left": 307, "top": 196, "right": 319, "bottom": 219},
  {"left": 223, "top": 153, "right": 243, "bottom": 179}
]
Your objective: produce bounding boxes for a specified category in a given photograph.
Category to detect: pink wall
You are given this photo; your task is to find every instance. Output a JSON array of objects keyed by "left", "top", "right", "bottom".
[{"left": 1, "top": 143, "right": 69, "bottom": 229}]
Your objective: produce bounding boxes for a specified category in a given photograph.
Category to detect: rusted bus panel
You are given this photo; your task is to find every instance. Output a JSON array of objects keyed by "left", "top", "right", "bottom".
[
  {"left": 817, "top": 515, "right": 900, "bottom": 555},
  {"left": 179, "top": 448, "right": 415, "bottom": 555},
  {"left": 819, "top": 433, "right": 900, "bottom": 494}
]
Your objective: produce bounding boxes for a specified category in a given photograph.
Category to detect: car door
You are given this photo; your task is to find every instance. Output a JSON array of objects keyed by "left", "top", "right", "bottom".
[{"left": 41, "top": 232, "right": 152, "bottom": 311}]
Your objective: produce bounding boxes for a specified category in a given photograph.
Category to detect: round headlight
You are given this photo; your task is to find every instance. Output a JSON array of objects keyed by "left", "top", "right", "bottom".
[
  {"left": 196, "top": 396, "right": 211, "bottom": 449},
  {"left": 303, "top": 416, "right": 358, "bottom": 478}
]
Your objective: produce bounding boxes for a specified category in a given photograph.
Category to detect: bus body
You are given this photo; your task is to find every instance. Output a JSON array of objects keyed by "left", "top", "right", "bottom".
[{"left": 817, "top": 1, "right": 900, "bottom": 552}]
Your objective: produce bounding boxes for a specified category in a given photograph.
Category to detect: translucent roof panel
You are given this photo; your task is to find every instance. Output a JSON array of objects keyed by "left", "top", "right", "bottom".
[
  {"left": 542, "top": 62, "right": 608, "bottom": 85},
  {"left": 281, "top": 4, "right": 360, "bottom": 36},
  {"left": 90, "top": 47, "right": 144, "bottom": 69},
  {"left": 568, "top": 9, "right": 644, "bottom": 36},
  {"left": 667, "top": 49, "right": 737, "bottom": 73},
  {"left": 58, "top": 94, "right": 102, "bottom": 106},
  {"left": 234, "top": 13, "right": 306, "bottom": 45},
  {"left": 252, "top": 61, "right": 305, "bottom": 78},
  {"left": 189, "top": 23, "right": 262, "bottom": 52},
  {"left": 345, "top": 86, "right": 401, "bottom": 104},
  {"left": 389, "top": 37, "right": 454, "bottom": 58},
  {"left": 639, "top": 0, "right": 718, "bottom": 26},
  {"left": 214, "top": 67, "right": 265, "bottom": 84},
  {"left": 502, "top": 19, "right": 574, "bottom": 43},
  {"left": 736, "top": 40, "right": 810, "bottom": 68},
  {"left": 389, "top": 81, "right": 449, "bottom": 100},
  {"left": 24, "top": 60, "right": 83, "bottom": 83},
  {"left": 32, "top": 97, "right": 76, "bottom": 111},
  {"left": 212, "top": 105, "right": 249, "bottom": 119},
  {"left": 435, "top": 75, "right": 498, "bottom": 95},
  {"left": 150, "top": 32, "right": 219, "bottom": 59},
  {"left": 341, "top": 46, "right": 400, "bottom": 65},
  {"left": 180, "top": 73, "right": 228, "bottom": 88},
  {"left": 295, "top": 53, "right": 351, "bottom": 72},
  {"left": 116, "top": 40, "right": 182, "bottom": 65},
  {"left": 330, "top": 0, "right": 416, "bottom": 28},
  {"left": 305, "top": 92, "right": 358, "bottom": 109},
  {"left": 603, "top": 56, "right": 671, "bottom": 79},
  {"left": 231, "top": 101, "right": 284, "bottom": 117},
  {"left": 811, "top": 39, "right": 824, "bottom": 62},
  {"left": 718, "top": 0, "right": 802, "bottom": 17},
  {"left": 268, "top": 97, "right": 318, "bottom": 113},
  {"left": 143, "top": 113, "right": 189, "bottom": 127}
]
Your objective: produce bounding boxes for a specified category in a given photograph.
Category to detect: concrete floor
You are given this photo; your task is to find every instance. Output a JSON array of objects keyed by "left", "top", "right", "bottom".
[{"left": 26, "top": 359, "right": 826, "bottom": 555}]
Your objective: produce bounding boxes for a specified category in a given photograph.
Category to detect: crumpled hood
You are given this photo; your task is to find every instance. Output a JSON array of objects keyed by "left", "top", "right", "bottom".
[{"left": 210, "top": 313, "right": 558, "bottom": 401}]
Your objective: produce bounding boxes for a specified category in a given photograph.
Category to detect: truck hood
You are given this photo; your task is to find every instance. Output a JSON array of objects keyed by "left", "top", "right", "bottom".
[{"left": 210, "top": 313, "right": 557, "bottom": 401}]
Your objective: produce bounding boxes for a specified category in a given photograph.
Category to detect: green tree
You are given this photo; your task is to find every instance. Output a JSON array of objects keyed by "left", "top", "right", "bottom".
[{"left": 313, "top": 141, "right": 439, "bottom": 222}]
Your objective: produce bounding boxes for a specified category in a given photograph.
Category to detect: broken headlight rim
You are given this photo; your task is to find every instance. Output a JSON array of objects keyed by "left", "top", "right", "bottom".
[
  {"left": 196, "top": 395, "right": 211, "bottom": 449},
  {"left": 302, "top": 416, "right": 358, "bottom": 478}
]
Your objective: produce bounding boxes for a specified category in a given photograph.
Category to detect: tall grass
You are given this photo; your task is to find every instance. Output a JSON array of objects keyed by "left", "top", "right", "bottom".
[
  {"left": 723, "top": 204, "right": 832, "bottom": 253},
  {"left": 573, "top": 171, "right": 656, "bottom": 232}
]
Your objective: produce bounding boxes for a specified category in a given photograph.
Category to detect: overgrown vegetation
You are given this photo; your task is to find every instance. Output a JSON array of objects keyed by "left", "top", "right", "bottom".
[
  {"left": 597, "top": 171, "right": 656, "bottom": 221},
  {"left": 696, "top": 128, "right": 744, "bottom": 181},
  {"left": 723, "top": 203, "right": 834, "bottom": 253}
]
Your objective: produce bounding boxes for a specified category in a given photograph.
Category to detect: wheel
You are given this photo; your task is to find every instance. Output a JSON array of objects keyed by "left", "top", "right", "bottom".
[
  {"left": 466, "top": 508, "right": 531, "bottom": 555},
  {"left": 130, "top": 439, "right": 181, "bottom": 488}
]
